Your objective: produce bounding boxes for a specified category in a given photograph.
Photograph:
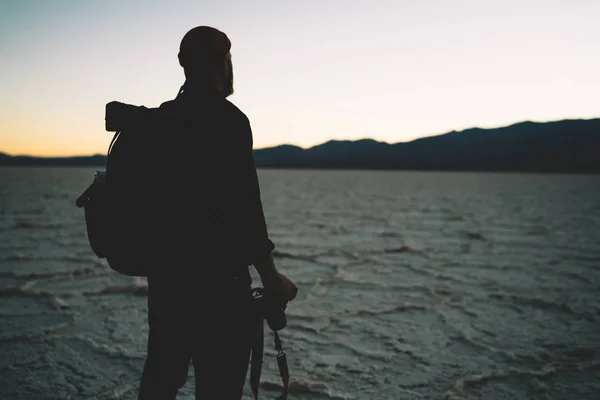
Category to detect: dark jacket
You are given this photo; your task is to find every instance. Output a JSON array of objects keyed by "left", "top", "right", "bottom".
[{"left": 128, "top": 89, "right": 274, "bottom": 280}]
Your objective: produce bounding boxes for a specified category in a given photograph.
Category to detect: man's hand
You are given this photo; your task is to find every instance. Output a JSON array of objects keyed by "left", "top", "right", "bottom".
[
  {"left": 254, "top": 252, "right": 298, "bottom": 307},
  {"left": 261, "top": 271, "right": 298, "bottom": 308}
]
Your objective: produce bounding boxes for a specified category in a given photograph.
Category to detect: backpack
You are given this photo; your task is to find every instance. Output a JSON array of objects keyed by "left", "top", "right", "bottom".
[
  {"left": 76, "top": 113, "right": 157, "bottom": 276},
  {"left": 76, "top": 99, "right": 293, "bottom": 398}
]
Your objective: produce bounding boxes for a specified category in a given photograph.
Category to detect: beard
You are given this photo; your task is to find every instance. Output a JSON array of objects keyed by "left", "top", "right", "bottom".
[
  {"left": 182, "top": 57, "right": 234, "bottom": 97},
  {"left": 222, "top": 57, "right": 234, "bottom": 97}
]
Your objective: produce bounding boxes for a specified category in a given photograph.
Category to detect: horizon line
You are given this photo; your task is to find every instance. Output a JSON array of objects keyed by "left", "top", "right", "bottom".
[{"left": 2, "top": 115, "right": 598, "bottom": 159}]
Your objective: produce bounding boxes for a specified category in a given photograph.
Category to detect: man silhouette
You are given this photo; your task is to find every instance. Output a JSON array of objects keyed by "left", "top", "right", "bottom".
[{"left": 116, "top": 26, "right": 298, "bottom": 400}]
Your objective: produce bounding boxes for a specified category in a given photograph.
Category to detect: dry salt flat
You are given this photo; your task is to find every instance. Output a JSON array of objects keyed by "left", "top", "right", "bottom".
[{"left": 1, "top": 167, "right": 599, "bottom": 400}]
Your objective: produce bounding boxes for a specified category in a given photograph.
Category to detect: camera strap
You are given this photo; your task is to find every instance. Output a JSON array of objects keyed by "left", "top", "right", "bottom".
[
  {"left": 274, "top": 330, "right": 290, "bottom": 399},
  {"left": 250, "top": 318, "right": 289, "bottom": 400}
]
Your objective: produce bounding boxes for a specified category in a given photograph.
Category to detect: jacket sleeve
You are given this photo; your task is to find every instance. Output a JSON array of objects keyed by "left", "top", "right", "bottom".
[{"left": 239, "top": 116, "right": 275, "bottom": 265}]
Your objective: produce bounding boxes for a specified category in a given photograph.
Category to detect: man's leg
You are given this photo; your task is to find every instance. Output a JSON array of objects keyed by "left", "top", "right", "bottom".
[
  {"left": 138, "top": 277, "right": 191, "bottom": 400},
  {"left": 191, "top": 285, "right": 254, "bottom": 400}
]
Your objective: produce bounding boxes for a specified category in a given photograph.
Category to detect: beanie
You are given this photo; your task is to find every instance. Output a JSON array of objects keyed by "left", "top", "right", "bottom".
[{"left": 179, "top": 26, "right": 231, "bottom": 67}]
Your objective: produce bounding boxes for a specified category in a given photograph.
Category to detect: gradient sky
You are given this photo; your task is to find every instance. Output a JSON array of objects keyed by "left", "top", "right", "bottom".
[{"left": 1, "top": 0, "right": 599, "bottom": 157}]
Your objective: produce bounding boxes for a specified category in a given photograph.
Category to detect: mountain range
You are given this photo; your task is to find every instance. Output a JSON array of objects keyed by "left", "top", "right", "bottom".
[{"left": 2, "top": 118, "right": 599, "bottom": 173}]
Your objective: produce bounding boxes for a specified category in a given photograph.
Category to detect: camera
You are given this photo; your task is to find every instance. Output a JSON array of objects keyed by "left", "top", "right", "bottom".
[{"left": 251, "top": 288, "right": 287, "bottom": 331}]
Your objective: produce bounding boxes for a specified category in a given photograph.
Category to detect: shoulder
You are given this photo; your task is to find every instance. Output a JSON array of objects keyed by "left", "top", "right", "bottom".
[
  {"left": 223, "top": 99, "right": 250, "bottom": 126},
  {"left": 158, "top": 99, "right": 178, "bottom": 113},
  {"left": 223, "top": 100, "right": 254, "bottom": 149}
]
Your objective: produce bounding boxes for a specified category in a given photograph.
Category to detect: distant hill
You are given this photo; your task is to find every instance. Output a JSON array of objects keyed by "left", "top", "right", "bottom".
[
  {"left": 2, "top": 118, "right": 599, "bottom": 173},
  {"left": 0, "top": 153, "right": 107, "bottom": 167}
]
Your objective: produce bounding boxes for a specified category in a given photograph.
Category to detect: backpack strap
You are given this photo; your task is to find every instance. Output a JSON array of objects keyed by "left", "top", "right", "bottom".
[
  {"left": 75, "top": 179, "right": 98, "bottom": 208},
  {"left": 108, "top": 130, "right": 121, "bottom": 155},
  {"left": 75, "top": 130, "right": 121, "bottom": 209}
]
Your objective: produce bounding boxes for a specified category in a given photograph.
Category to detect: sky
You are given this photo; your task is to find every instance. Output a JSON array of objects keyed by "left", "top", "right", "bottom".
[{"left": 1, "top": 0, "right": 599, "bottom": 157}]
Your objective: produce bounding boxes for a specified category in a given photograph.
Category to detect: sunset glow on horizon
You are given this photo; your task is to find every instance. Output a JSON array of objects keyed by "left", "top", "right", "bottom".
[{"left": 1, "top": 0, "right": 599, "bottom": 157}]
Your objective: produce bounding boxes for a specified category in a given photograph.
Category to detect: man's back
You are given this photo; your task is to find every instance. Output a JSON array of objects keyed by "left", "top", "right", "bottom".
[{"left": 138, "top": 88, "right": 270, "bottom": 282}]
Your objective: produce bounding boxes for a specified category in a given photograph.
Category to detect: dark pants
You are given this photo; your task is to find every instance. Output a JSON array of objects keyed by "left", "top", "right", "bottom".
[{"left": 137, "top": 274, "right": 254, "bottom": 400}]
